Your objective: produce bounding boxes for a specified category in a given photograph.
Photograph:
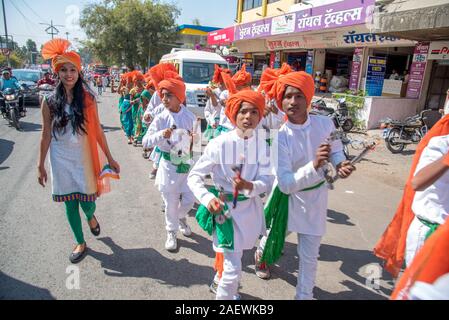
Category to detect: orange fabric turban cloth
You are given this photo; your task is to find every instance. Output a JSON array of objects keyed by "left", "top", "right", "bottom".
[
  {"left": 231, "top": 64, "right": 252, "bottom": 88},
  {"left": 132, "top": 72, "right": 145, "bottom": 83},
  {"left": 221, "top": 72, "right": 264, "bottom": 126},
  {"left": 212, "top": 64, "right": 231, "bottom": 85},
  {"left": 150, "top": 63, "right": 178, "bottom": 90},
  {"left": 42, "top": 39, "right": 81, "bottom": 72},
  {"left": 158, "top": 71, "right": 186, "bottom": 104},
  {"left": 259, "top": 63, "right": 315, "bottom": 111}
]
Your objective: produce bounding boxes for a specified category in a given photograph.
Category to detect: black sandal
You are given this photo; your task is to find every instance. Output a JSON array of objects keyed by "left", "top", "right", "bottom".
[
  {"left": 89, "top": 216, "right": 101, "bottom": 236},
  {"left": 69, "top": 243, "right": 88, "bottom": 264}
]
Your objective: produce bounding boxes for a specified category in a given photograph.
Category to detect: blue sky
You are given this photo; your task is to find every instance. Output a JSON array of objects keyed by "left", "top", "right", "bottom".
[{"left": 2, "top": 0, "right": 237, "bottom": 48}]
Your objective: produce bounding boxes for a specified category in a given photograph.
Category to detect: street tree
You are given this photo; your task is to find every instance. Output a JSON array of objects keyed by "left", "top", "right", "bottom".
[{"left": 80, "top": 0, "right": 180, "bottom": 70}]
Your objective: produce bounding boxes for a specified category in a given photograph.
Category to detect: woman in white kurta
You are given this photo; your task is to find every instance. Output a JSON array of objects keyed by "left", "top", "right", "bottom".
[
  {"left": 203, "top": 87, "right": 223, "bottom": 141},
  {"left": 256, "top": 64, "right": 355, "bottom": 300},
  {"left": 406, "top": 134, "right": 449, "bottom": 266},
  {"left": 188, "top": 88, "right": 274, "bottom": 300},
  {"left": 37, "top": 39, "right": 120, "bottom": 264},
  {"left": 142, "top": 72, "right": 197, "bottom": 252}
]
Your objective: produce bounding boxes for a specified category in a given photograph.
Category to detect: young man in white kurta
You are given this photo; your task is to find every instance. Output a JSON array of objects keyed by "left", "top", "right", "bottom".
[
  {"left": 204, "top": 87, "right": 223, "bottom": 129},
  {"left": 406, "top": 134, "right": 449, "bottom": 266},
  {"left": 188, "top": 90, "right": 273, "bottom": 300},
  {"left": 257, "top": 65, "right": 355, "bottom": 300}
]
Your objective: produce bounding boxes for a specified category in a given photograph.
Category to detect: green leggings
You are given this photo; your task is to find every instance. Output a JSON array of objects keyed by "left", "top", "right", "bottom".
[{"left": 64, "top": 200, "right": 96, "bottom": 245}]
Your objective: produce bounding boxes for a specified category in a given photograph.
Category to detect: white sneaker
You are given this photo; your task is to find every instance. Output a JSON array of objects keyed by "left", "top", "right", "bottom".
[
  {"left": 165, "top": 231, "right": 177, "bottom": 251},
  {"left": 179, "top": 218, "right": 192, "bottom": 237}
]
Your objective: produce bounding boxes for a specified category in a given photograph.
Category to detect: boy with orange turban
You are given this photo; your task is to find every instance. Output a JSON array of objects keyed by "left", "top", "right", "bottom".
[
  {"left": 215, "top": 64, "right": 253, "bottom": 137},
  {"left": 255, "top": 63, "right": 355, "bottom": 299},
  {"left": 188, "top": 78, "right": 274, "bottom": 300},
  {"left": 142, "top": 71, "right": 196, "bottom": 252}
]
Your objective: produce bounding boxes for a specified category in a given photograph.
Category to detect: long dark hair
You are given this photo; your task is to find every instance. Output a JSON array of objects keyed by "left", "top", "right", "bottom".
[{"left": 49, "top": 74, "right": 95, "bottom": 138}]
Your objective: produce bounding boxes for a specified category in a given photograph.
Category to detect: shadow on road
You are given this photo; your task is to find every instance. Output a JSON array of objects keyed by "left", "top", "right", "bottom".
[
  {"left": 88, "top": 237, "right": 214, "bottom": 288},
  {"left": 18, "top": 121, "right": 42, "bottom": 132},
  {"left": 102, "top": 125, "right": 122, "bottom": 133},
  {"left": 327, "top": 209, "right": 355, "bottom": 226},
  {"left": 265, "top": 241, "right": 393, "bottom": 300},
  {"left": 0, "top": 139, "right": 14, "bottom": 167},
  {"left": 0, "top": 271, "right": 55, "bottom": 300}
]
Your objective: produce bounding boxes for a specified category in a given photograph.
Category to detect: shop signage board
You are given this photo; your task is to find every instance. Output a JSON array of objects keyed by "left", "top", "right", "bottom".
[
  {"left": 207, "top": 27, "right": 235, "bottom": 46},
  {"left": 265, "top": 26, "right": 415, "bottom": 51},
  {"left": 271, "top": 13, "right": 296, "bottom": 35},
  {"left": 406, "top": 43, "right": 429, "bottom": 99},
  {"left": 349, "top": 47, "right": 364, "bottom": 92},
  {"left": 235, "top": 0, "right": 374, "bottom": 41},
  {"left": 365, "top": 56, "right": 387, "bottom": 97},
  {"left": 428, "top": 41, "right": 449, "bottom": 60}
]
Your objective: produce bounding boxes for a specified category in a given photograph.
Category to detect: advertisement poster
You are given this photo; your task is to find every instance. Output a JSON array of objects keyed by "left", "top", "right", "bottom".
[
  {"left": 406, "top": 43, "right": 429, "bottom": 99},
  {"left": 349, "top": 47, "right": 363, "bottom": 92},
  {"left": 365, "top": 56, "right": 387, "bottom": 96}
]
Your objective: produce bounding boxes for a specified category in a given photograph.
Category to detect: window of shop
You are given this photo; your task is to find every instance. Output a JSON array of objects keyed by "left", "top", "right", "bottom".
[
  {"left": 243, "top": 0, "right": 263, "bottom": 11},
  {"left": 285, "top": 52, "right": 307, "bottom": 72},
  {"left": 252, "top": 54, "right": 270, "bottom": 84}
]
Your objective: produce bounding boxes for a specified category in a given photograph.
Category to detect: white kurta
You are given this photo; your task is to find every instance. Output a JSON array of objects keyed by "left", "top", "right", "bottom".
[
  {"left": 49, "top": 104, "right": 96, "bottom": 197},
  {"left": 276, "top": 115, "right": 346, "bottom": 236},
  {"left": 142, "top": 106, "right": 196, "bottom": 193},
  {"left": 412, "top": 134, "right": 449, "bottom": 224},
  {"left": 204, "top": 88, "right": 222, "bottom": 127},
  {"left": 144, "top": 92, "right": 162, "bottom": 118},
  {"left": 188, "top": 130, "right": 274, "bottom": 252},
  {"left": 258, "top": 110, "right": 285, "bottom": 130}
]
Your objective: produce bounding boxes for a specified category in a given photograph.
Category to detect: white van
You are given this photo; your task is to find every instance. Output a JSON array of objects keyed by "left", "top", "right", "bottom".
[{"left": 160, "top": 49, "right": 228, "bottom": 119}]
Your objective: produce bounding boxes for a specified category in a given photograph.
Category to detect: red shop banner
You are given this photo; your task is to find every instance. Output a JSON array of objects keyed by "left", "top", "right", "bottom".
[{"left": 208, "top": 27, "right": 235, "bottom": 46}]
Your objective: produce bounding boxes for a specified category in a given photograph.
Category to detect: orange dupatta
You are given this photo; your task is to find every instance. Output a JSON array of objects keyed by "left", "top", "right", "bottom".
[
  {"left": 84, "top": 91, "right": 119, "bottom": 197},
  {"left": 374, "top": 115, "right": 449, "bottom": 277}
]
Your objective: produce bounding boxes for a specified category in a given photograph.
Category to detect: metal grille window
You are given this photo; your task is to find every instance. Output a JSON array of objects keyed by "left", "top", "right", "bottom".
[{"left": 243, "top": 0, "right": 263, "bottom": 11}]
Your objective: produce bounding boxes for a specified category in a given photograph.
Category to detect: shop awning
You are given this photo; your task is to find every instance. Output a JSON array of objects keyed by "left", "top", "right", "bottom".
[{"left": 373, "top": 1, "right": 449, "bottom": 41}]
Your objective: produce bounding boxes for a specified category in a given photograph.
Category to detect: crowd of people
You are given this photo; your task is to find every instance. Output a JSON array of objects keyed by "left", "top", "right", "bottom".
[{"left": 36, "top": 37, "right": 448, "bottom": 301}]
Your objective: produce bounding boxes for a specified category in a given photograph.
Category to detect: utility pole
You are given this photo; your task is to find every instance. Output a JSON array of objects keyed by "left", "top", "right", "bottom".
[
  {"left": 40, "top": 20, "right": 64, "bottom": 39},
  {"left": 2, "top": 0, "right": 10, "bottom": 66}
]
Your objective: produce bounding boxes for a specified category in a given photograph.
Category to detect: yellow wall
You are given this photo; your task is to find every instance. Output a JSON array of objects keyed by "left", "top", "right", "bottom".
[{"left": 239, "top": 0, "right": 296, "bottom": 23}]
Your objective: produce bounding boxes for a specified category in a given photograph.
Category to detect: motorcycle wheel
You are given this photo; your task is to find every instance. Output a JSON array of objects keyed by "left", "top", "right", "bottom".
[
  {"left": 386, "top": 128, "right": 405, "bottom": 154},
  {"left": 342, "top": 119, "right": 354, "bottom": 133},
  {"left": 10, "top": 108, "right": 20, "bottom": 130}
]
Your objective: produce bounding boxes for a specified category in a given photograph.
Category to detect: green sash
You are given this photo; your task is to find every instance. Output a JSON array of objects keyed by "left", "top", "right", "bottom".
[
  {"left": 261, "top": 180, "right": 326, "bottom": 265},
  {"left": 160, "top": 151, "right": 191, "bottom": 174},
  {"left": 196, "top": 187, "right": 249, "bottom": 251},
  {"left": 418, "top": 217, "right": 440, "bottom": 240}
]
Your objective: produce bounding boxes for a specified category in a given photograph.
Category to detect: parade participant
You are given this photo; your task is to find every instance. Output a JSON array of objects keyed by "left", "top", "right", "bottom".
[
  {"left": 120, "top": 73, "right": 135, "bottom": 144},
  {"left": 96, "top": 75, "right": 103, "bottom": 96},
  {"left": 37, "top": 39, "right": 120, "bottom": 264},
  {"left": 405, "top": 134, "right": 449, "bottom": 266},
  {"left": 130, "top": 72, "right": 146, "bottom": 146},
  {"left": 215, "top": 65, "right": 253, "bottom": 137},
  {"left": 188, "top": 73, "right": 274, "bottom": 300},
  {"left": 392, "top": 218, "right": 449, "bottom": 300},
  {"left": 144, "top": 64, "right": 179, "bottom": 178},
  {"left": 203, "top": 65, "right": 230, "bottom": 141},
  {"left": 374, "top": 114, "right": 449, "bottom": 278},
  {"left": 255, "top": 63, "right": 355, "bottom": 299},
  {"left": 142, "top": 71, "right": 196, "bottom": 252},
  {"left": 134, "top": 89, "right": 152, "bottom": 146}
]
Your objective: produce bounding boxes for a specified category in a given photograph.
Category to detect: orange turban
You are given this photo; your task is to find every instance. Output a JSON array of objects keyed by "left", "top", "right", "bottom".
[
  {"left": 221, "top": 72, "right": 264, "bottom": 126},
  {"left": 133, "top": 72, "right": 145, "bottom": 83},
  {"left": 42, "top": 39, "right": 81, "bottom": 72},
  {"left": 231, "top": 64, "right": 252, "bottom": 88},
  {"left": 259, "top": 63, "right": 315, "bottom": 111},
  {"left": 150, "top": 63, "right": 178, "bottom": 90},
  {"left": 158, "top": 71, "right": 186, "bottom": 104},
  {"left": 212, "top": 64, "right": 231, "bottom": 85}
]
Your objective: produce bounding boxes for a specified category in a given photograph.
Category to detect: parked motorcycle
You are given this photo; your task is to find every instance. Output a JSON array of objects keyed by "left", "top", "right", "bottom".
[
  {"left": 0, "top": 88, "right": 25, "bottom": 130},
  {"left": 310, "top": 98, "right": 354, "bottom": 132},
  {"left": 381, "top": 112, "right": 428, "bottom": 154}
]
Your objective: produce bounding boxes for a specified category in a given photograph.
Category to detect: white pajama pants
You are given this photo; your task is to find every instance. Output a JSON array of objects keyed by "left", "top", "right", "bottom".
[
  {"left": 161, "top": 191, "right": 195, "bottom": 233},
  {"left": 258, "top": 232, "right": 322, "bottom": 300},
  {"left": 405, "top": 216, "right": 430, "bottom": 267},
  {"left": 216, "top": 251, "right": 243, "bottom": 300}
]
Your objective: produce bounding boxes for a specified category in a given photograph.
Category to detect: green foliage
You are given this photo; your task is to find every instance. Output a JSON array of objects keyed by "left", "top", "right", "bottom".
[
  {"left": 80, "top": 0, "right": 180, "bottom": 69},
  {"left": 332, "top": 91, "right": 367, "bottom": 129}
]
